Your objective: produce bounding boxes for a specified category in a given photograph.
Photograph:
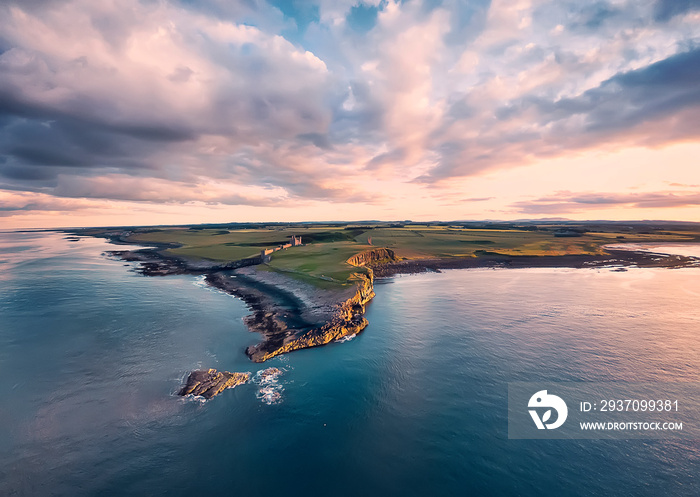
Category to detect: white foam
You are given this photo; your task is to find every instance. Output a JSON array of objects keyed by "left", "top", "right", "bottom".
[
  {"left": 252, "top": 367, "right": 285, "bottom": 404},
  {"left": 180, "top": 393, "right": 208, "bottom": 404},
  {"left": 191, "top": 275, "right": 246, "bottom": 300},
  {"left": 256, "top": 385, "right": 283, "bottom": 405},
  {"left": 253, "top": 367, "right": 284, "bottom": 385}
]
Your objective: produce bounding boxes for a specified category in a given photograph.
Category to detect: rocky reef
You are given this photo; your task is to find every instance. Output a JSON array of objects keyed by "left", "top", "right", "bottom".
[{"left": 178, "top": 369, "right": 249, "bottom": 399}]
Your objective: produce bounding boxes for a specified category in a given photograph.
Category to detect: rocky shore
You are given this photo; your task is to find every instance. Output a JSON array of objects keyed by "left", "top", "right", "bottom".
[
  {"left": 243, "top": 271, "right": 374, "bottom": 362},
  {"left": 200, "top": 265, "right": 374, "bottom": 362},
  {"left": 105, "top": 242, "right": 378, "bottom": 362}
]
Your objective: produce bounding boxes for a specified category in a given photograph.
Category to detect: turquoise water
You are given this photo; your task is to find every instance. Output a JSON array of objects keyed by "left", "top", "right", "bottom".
[{"left": 1, "top": 231, "right": 699, "bottom": 496}]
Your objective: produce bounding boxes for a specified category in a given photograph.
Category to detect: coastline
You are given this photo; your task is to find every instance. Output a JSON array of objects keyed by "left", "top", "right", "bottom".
[
  {"left": 370, "top": 249, "right": 700, "bottom": 278},
  {"left": 100, "top": 235, "right": 375, "bottom": 362},
  {"left": 92, "top": 233, "right": 700, "bottom": 362}
]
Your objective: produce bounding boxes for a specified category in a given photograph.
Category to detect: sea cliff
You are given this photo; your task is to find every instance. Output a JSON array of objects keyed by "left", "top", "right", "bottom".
[
  {"left": 245, "top": 271, "right": 375, "bottom": 362},
  {"left": 102, "top": 239, "right": 387, "bottom": 362}
]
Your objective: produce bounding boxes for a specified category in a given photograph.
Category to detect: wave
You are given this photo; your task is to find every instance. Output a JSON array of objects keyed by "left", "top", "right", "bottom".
[
  {"left": 256, "top": 386, "right": 283, "bottom": 405},
  {"left": 253, "top": 367, "right": 285, "bottom": 404},
  {"left": 191, "top": 275, "right": 243, "bottom": 300}
]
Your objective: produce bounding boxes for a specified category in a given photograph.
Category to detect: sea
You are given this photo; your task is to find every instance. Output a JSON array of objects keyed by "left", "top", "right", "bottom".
[{"left": 1, "top": 230, "right": 699, "bottom": 496}]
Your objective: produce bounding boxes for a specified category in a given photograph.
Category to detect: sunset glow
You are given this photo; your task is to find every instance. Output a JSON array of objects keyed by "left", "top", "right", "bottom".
[{"left": 1, "top": 0, "right": 699, "bottom": 228}]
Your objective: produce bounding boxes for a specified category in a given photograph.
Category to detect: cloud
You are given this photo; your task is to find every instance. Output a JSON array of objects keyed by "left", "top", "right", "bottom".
[
  {"left": 668, "top": 182, "right": 700, "bottom": 188},
  {"left": 545, "top": 47, "right": 700, "bottom": 135},
  {"left": 653, "top": 0, "right": 700, "bottom": 22},
  {"left": 568, "top": 2, "right": 622, "bottom": 31},
  {"left": 0, "top": 0, "right": 337, "bottom": 189},
  {"left": 0, "top": 0, "right": 698, "bottom": 223},
  {"left": 0, "top": 190, "right": 99, "bottom": 217},
  {"left": 512, "top": 191, "right": 700, "bottom": 214},
  {"left": 463, "top": 197, "right": 494, "bottom": 202}
]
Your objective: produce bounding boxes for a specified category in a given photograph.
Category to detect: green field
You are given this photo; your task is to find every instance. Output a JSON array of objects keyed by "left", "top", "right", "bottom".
[
  {"left": 354, "top": 227, "right": 695, "bottom": 258},
  {"left": 265, "top": 241, "right": 373, "bottom": 283},
  {"left": 107, "top": 222, "right": 700, "bottom": 287},
  {"left": 127, "top": 227, "right": 360, "bottom": 262}
]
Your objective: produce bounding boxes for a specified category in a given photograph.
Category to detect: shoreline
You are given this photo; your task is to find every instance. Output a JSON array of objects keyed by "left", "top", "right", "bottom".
[
  {"left": 101, "top": 236, "right": 373, "bottom": 362},
  {"left": 371, "top": 249, "right": 700, "bottom": 278},
  {"left": 90, "top": 233, "right": 700, "bottom": 362}
]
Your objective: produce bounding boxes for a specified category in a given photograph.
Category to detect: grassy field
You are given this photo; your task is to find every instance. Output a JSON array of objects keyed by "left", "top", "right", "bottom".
[
  {"left": 265, "top": 241, "right": 373, "bottom": 283},
  {"left": 127, "top": 227, "right": 359, "bottom": 262},
  {"left": 353, "top": 227, "right": 695, "bottom": 258},
  {"left": 111, "top": 222, "right": 700, "bottom": 286}
]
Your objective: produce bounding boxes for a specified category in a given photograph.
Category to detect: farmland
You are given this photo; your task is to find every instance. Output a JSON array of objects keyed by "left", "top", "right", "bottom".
[{"left": 83, "top": 221, "right": 700, "bottom": 287}]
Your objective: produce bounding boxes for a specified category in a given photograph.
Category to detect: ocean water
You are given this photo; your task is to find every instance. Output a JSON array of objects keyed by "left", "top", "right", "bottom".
[{"left": 1, "top": 231, "right": 700, "bottom": 496}]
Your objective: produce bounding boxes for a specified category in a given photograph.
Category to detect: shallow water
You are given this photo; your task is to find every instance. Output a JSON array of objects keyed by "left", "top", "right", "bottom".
[
  {"left": 604, "top": 242, "right": 700, "bottom": 258},
  {"left": 1, "top": 231, "right": 699, "bottom": 496}
]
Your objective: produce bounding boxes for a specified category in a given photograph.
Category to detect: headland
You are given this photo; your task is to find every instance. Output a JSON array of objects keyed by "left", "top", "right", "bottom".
[{"left": 72, "top": 221, "right": 700, "bottom": 366}]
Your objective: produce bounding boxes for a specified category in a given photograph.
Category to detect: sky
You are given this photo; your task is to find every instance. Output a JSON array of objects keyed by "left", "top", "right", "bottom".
[{"left": 0, "top": 0, "right": 699, "bottom": 228}]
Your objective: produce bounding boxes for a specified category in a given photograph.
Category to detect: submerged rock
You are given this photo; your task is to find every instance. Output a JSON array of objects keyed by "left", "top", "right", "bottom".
[
  {"left": 258, "top": 386, "right": 282, "bottom": 404},
  {"left": 178, "top": 368, "right": 249, "bottom": 399},
  {"left": 259, "top": 367, "right": 282, "bottom": 382}
]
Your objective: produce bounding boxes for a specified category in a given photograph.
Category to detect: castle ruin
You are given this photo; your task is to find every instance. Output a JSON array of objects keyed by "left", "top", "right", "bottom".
[{"left": 260, "top": 235, "right": 302, "bottom": 262}]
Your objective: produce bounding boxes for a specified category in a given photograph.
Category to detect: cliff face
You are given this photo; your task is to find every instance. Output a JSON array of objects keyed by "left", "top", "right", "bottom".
[
  {"left": 245, "top": 271, "right": 375, "bottom": 362},
  {"left": 346, "top": 248, "right": 398, "bottom": 267}
]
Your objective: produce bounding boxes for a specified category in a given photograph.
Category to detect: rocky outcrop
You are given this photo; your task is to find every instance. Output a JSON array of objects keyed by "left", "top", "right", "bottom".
[
  {"left": 178, "top": 369, "right": 249, "bottom": 399},
  {"left": 346, "top": 248, "right": 398, "bottom": 267},
  {"left": 245, "top": 271, "right": 375, "bottom": 362}
]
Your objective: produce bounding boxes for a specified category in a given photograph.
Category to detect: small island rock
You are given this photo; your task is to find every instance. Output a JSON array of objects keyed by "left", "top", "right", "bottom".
[{"left": 178, "top": 368, "right": 249, "bottom": 399}]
